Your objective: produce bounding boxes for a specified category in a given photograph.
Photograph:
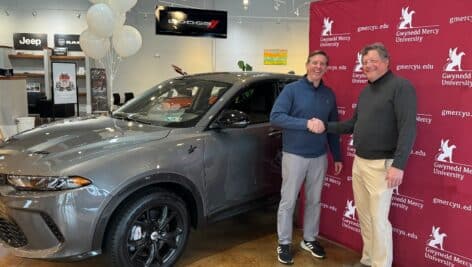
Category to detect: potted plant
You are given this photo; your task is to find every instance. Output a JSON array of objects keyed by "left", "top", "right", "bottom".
[{"left": 237, "top": 60, "right": 253, "bottom": 71}]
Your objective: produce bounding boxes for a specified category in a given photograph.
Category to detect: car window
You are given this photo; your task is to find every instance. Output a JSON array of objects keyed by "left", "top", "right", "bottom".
[
  {"left": 276, "top": 79, "right": 297, "bottom": 95},
  {"left": 226, "top": 81, "right": 278, "bottom": 124},
  {"left": 113, "top": 78, "right": 232, "bottom": 128}
]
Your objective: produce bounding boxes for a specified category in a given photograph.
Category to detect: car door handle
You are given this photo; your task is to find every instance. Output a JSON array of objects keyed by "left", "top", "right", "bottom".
[
  {"left": 268, "top": 130, "right": 282, "bottom": 137},
  {"left": 188, "top": 145, "right": 197, "bottom": 154}
]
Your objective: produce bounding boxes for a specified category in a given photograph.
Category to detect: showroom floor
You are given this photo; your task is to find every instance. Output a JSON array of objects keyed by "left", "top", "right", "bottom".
[{"left": 0, "top": 206, "right": 360, "bottom": 266}]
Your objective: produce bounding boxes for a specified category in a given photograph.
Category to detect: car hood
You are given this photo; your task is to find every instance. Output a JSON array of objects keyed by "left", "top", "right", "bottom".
[{"left": 0, "top": 116, "right": 171, "bottom": 175}]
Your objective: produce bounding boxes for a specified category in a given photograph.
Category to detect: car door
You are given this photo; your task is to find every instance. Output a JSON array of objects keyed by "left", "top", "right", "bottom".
[
  {"left": 252, "top": 78, "right": 300, "bottom": 195},
  {"left": 203, "top": 80, "right": 284, "bottom": 214}
]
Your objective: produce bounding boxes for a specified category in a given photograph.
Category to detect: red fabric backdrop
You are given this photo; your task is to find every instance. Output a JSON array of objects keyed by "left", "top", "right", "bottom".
[{"left": 307, "top": 0, "right": 472, "bottom": 266}]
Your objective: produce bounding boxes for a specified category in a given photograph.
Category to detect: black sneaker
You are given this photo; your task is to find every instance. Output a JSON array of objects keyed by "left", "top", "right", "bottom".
[
  {"left": 277, "top": 244, "right": 294, "bottom": 265},
  {"left": 300, "top": 240, "right": 326, "bottom": 259}
]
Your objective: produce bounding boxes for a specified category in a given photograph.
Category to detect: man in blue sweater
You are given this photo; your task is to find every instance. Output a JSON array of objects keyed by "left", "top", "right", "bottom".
[{"left": 270, "top": 50, "right": 343, "bottom": 264}]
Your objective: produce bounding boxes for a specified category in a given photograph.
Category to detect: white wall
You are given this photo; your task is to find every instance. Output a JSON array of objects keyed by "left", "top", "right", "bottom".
[
  {"left": 213, "top": 0, "right": 309, "bottom": 74},
  {"left": 117, "top": 10, "right": 214, "bottom": 94},
  {"left": 214, "top": 17, "right": 308, "bottom": 74},
  {"left": 0, "top": 0, "right": 309, "bottom": 97},
  {"left": 0, "top": 0, "right": 89, "bottom": 46}
]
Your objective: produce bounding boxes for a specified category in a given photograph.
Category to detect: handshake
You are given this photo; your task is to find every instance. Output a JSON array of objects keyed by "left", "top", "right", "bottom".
[{"left": 307, "top": 118, "right": 325, "bottom": 134}]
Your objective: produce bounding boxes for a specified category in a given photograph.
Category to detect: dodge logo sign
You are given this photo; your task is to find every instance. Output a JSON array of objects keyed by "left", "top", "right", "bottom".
[{"left": 156, "top": 6, "right": 227, "bottom": 38}]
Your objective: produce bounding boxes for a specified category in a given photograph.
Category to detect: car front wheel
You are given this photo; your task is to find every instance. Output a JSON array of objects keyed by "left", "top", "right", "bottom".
[{"left": 106, "top": 189, "right": 190, "bottom": 267}]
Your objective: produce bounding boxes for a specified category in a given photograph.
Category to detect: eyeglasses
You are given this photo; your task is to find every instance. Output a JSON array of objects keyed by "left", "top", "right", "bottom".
[{"left": 362, "top": 59, "right": 380, "bottom": 66}]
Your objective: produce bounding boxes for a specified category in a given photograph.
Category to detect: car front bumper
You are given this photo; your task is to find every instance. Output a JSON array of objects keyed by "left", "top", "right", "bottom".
[{"left": 0, "top": 185, "right": 107, "bottom": 260}]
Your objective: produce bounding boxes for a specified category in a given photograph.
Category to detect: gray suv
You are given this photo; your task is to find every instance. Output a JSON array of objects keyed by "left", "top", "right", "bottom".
[{"left": 0, "top": 72, "right": 299, "bottom": 266}]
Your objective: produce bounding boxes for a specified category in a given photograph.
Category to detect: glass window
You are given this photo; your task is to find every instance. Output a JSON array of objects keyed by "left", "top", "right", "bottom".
[
  {"left": 113, "top": 78, "right": 232, "bottom": 128},
  {"left": 226, "top": 81, "right": 276, "bottom": 124},
  {"left": 224, "top": 78, "right": 297, "bottom": 124}
]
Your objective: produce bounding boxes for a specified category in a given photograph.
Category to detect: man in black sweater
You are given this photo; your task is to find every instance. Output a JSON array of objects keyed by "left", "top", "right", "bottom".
[{"left": 311, "top": 43, "right": 416, "bottom": 267}]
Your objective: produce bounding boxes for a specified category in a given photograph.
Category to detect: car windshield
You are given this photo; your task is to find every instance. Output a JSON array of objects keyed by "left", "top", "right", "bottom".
[{"left": 112, "top": 77, "right": 232, "bottom": 127}]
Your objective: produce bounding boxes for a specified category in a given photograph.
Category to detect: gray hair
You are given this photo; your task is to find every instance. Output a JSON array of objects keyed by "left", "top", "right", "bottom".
[{"left": 360, "top": 42, "right": 390, "bottom": 60}]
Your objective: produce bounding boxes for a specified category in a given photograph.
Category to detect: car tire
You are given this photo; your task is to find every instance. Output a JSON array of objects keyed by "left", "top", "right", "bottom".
[{"left": 105, "top": 189, "right": 190, "bottom": 267}]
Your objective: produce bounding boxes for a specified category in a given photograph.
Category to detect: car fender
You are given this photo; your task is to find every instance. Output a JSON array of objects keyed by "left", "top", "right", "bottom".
[{"left": 91, "top": 171, "right": 205, "bottom": 251}]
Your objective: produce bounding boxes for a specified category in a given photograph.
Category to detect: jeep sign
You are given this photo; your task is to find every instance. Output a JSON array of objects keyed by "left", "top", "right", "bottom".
[{"left": 13, "top": 33, "right": 48, "bottom": 50}]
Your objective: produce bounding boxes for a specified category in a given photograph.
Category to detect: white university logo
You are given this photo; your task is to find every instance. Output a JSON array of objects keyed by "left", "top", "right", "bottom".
[
  {"left": 354, "top": 52, "right": 363, "bottom": 72},
  {"left": 445, "top": 47, "right": 466, "bottom": 71},
  {"left": 398, "top": 6, "right": 415, "bottom": 29},
  {"left": 322, "top": 17, "right": 333, "bottom": 36},
  {"left": 436, "top": 139, "right": 456, "bottom": 163},
  {"left": 427, "top": 226, "right": 447, "bottom": 250},
  {"left": 343, "top": 200, "right": 356, "bottom": 219}
]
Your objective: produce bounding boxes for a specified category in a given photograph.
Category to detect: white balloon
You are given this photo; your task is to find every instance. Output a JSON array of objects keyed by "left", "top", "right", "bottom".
[
  {"left": 89, "top": 0, "right": 109, "bottom": 4},
  {"left": 108, "top": 0, "right": 137, "bottom": 13},
  {"left": 112, "top": 25, "right": 142, "bottom": 58},
  {"left": 80, "top": 30, "right": 110, "bottom": 59},
  {"left": 86, "top": 3, "right": 115, "bottom": 38},
  {"left": 112, "top": 12, "right": 127, "bottom": 36}
]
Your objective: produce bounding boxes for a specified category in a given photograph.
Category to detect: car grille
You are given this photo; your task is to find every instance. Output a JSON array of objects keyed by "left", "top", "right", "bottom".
[{"left": 0, "top": 216, "right": 28, "bottom": 247}]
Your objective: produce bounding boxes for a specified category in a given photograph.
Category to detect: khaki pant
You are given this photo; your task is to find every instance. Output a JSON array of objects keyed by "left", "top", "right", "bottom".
[{"left": 352, "top": 156, "right": 394, "bottom": 267}]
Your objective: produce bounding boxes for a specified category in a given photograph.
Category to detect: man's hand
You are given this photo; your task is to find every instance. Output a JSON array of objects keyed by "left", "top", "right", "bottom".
[
  {"left": 307, "top": 118, "right": 325, "bottom": 133},
  {"left": 334, "top": 161, "right": 343, "bottom": 175},
  {"left": 386, "top": 166, "right": 404, "bottom": 188},
  {"left": 306, "top": 119, "right": 315, "bottom": 132}
]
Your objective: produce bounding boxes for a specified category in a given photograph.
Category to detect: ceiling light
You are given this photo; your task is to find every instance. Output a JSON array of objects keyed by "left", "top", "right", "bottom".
[
  {"left": 243, "top": 0, "right": 249, "bottom": 10},
  {"left": 32, "top": 10, "right": 37, "bottom": 17}
]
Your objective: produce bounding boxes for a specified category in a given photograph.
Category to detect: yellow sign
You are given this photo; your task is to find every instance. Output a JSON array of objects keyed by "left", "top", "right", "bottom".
[{"left": 264, "top": 49, "right": 287, "bottom": 65}]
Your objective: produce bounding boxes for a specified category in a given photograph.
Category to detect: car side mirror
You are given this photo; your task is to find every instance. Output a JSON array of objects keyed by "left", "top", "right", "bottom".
[{"left": 215, "top": 110, "right": 250, "bottom": 128}]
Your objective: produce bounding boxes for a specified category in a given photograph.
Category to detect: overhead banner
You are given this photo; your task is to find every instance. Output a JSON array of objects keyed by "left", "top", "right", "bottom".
[
  {"left": 13, "top": 33, "right": 47, "bottom": 50},
  {"left": 155, "top": 6, "right": 227, "bottom": 38},
  {"left": 54, "top": 34, "right": 81, "bottom": 51},
  {"left": 308, "top": 0, "right": 472, "bottom": 266}
]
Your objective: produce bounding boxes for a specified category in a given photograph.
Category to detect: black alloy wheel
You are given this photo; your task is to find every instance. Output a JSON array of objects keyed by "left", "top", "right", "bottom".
[{"left": 106, "top": 190, "right": 189, "bottom": 267}]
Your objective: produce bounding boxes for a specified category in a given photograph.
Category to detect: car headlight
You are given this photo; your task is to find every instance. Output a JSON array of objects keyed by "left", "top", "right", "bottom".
[{"left": 7, "top": 175, "right": 92, "bottom": 191}]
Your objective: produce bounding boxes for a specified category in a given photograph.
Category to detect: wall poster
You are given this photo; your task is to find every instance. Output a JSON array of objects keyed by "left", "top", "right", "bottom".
[
  {"left": 264, "top": 49, "right": 288, "bottom": 65},
  {"left": 51, "top": 62, "right": 77, "bottom": 105}
]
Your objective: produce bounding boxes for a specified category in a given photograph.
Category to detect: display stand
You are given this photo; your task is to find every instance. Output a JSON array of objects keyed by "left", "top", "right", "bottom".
[{"left": 8, "top": 49, "right": 91, "bottom": 115}]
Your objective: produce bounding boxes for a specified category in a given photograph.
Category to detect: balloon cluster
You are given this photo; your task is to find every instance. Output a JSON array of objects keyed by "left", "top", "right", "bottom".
[{"left": 80, "top": 0, "right": 142, "bottom": 59}]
